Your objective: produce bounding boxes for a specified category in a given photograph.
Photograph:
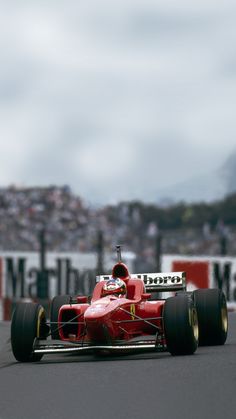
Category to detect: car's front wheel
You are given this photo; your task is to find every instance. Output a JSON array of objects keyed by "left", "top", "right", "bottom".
[
  {"left": 163, "top": 295, "right": 199, "bottom": 355},
  {"left": 11, "top": 302, "right": 47, "bottom": 362}
]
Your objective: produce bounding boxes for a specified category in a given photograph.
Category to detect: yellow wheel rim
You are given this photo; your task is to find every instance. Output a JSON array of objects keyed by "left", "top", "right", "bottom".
[
  {"left": 37, "top": 307, "right": 45, "bottom": 338},
  {"left": 221, "top": 306, "right": 228, "bottom": 334},
  {"left": 189, "top": 307, "right": 199, "bottom": 342}
]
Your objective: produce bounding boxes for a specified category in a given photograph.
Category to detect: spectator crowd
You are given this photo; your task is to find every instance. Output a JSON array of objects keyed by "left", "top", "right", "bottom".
[{"left": 0, "top": 186, "right": 235, "bottom": 268}]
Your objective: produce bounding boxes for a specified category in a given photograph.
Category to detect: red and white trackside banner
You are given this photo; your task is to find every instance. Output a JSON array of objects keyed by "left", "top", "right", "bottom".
[{"left": 162, "top": 255, "right": 236, "bottom": 310}]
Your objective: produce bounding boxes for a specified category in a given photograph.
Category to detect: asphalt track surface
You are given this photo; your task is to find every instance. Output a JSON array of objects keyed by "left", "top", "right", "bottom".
[{"left": 0, "top": 314, "right": 236, "bottom": 419}]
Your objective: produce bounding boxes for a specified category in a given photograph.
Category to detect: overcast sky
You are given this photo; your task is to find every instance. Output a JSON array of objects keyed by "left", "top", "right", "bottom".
[{"left": 0, "top": 0, "right": 236, "bottom": 205}]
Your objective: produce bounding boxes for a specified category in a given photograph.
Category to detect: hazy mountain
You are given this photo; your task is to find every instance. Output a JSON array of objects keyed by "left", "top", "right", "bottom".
[
  {"left": 156, "top": 151, "right": 236, "bottom": 205},
  {"left": 220, "top": 151, "right": 236, "bottom": 195}
]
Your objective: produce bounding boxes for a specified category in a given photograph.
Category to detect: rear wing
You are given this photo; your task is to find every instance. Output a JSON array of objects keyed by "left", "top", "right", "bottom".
[{"left": 96, "top": 272, "right": 186, "bottom": 293}]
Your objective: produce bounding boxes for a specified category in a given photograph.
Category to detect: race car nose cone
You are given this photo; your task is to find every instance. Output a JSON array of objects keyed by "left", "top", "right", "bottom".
[
  {"left": 84, "top": 298, "right": 119, "bottom": 342},
  {"left": 85, "top": 298, "right": 110, "bottom": 319}
]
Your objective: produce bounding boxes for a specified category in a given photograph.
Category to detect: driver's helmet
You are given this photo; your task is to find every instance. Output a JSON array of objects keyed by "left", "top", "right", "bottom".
[{"left": 102, "top": 278, "right": 127, "bottom": 298}]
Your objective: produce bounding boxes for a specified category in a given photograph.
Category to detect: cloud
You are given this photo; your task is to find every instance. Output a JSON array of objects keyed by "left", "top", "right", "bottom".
[{"left": 0, "top": 0, "right": 236, "bottom": 203}]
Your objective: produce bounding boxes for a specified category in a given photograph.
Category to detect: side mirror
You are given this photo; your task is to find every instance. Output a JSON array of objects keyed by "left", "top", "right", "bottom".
[
  {"left": 141, "top": 293, "right": 151, "bottom": 300},
  {"left": 76, "top": 296, "right": 88, "bottom": 304}
]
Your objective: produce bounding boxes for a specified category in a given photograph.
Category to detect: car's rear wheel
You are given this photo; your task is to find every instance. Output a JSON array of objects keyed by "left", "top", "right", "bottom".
[
  {"left": 11, "top": 302, "right": 47, "bottom": 362},
  {"left": 163, "top": 295, "right": 199, "bottom": 355},
  {"left": 50, "top": 295, "right": 71, "bottom": 339},
  {"left": 194, "top": 289, "right": 228, "bottom": 346}
]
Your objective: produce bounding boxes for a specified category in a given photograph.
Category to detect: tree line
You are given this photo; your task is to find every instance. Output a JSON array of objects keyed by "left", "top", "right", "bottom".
[{"left": 107, "top": 192, "right": 236, "bottom": 231}]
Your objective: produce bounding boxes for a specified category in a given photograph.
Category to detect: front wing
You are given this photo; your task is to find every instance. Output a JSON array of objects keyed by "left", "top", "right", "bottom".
[{"left": 33, "top": 336, "right": 166, "bottom": 356}]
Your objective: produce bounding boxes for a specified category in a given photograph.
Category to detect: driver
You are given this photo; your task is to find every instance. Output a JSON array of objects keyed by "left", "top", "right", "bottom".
[{"left": 102, "top": 278, "right": 127, "bottom": 298}]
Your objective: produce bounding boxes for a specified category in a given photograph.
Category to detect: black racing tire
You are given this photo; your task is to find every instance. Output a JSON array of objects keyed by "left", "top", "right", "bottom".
[
  {"left": 163, "top": 295, "right": 199, "bottom": 356},
  {"left": 11, "top": 302, "right": 46, "bottom": 362},
  {"left": 194, "top": 289, "right": 228, "bottom": 346},
  {"left": 50, "top": 295, "right": 71, "bottom": 339}
]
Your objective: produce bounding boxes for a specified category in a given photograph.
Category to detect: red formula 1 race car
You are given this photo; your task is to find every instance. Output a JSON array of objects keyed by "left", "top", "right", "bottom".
[{"left": 11, "top": 247, "right": 228, "bottom": 362}]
